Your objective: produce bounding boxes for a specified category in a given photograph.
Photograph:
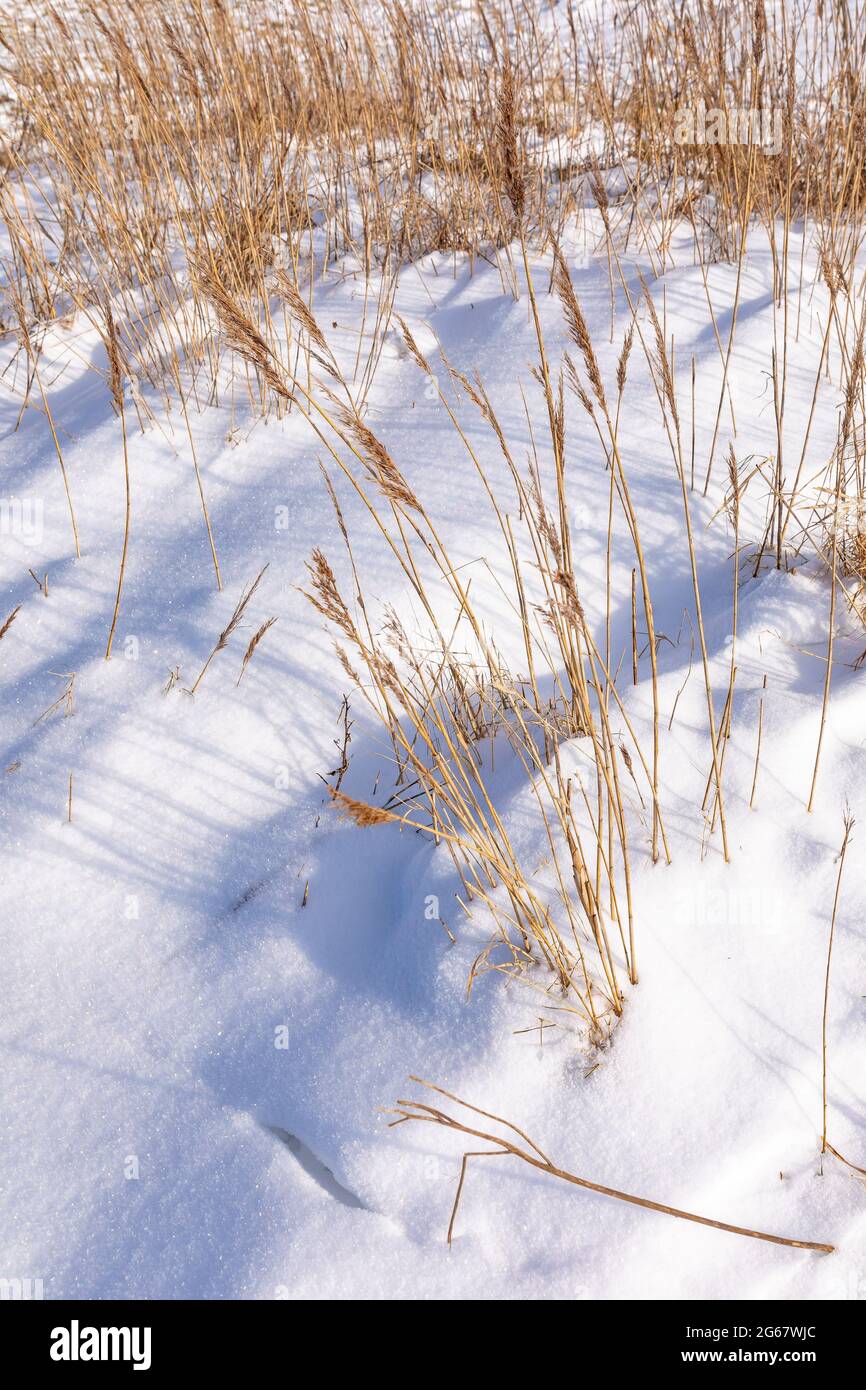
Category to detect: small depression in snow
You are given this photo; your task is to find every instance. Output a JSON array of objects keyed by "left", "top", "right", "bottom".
[{"left": 267, "top": 1126, "right": 366, "bottom": 1209}]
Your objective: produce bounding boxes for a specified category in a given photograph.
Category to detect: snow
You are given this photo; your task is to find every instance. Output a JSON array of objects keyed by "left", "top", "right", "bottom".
[{"left": 1, "top": 198, "right": 865, "bottom": 1299}]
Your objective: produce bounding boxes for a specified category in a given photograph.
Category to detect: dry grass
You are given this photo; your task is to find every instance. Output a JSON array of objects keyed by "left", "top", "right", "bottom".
[
  {"left": 289, "top": 254, "right": 651, "bottom": 1029},
  {"left": 0, "top": 604, "right": 20, "bottom": 641},
  {"left": 821, "top": 807, "right": 854, "bottom": 1163},
  {"left": 387, "top": 1076, "right": 834, "bottom": 1253},
  {"left": 1, "top": 0, "right": 865, "bottom": 1030},
  {"left": 189, "top": 564, "right": 269, "bottom": 694},
  {"left": 1, "top": 1, "right": 863, "bottom": 408}
]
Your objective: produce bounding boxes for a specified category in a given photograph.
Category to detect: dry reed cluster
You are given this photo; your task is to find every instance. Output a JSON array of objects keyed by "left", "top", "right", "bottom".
[{"left": 1, "top": 0, "right": 865, "bottom": 1022}]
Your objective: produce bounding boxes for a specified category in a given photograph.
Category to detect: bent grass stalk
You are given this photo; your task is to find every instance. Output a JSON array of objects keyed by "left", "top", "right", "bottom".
[{"left": 389, "top": 1078, "right": 834, "bottom": 1253}]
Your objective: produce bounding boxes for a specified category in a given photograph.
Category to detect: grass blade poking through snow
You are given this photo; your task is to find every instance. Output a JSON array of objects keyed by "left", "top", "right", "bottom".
[
  {"left": 821, "top": 808, "right": 854, "bottom": 1163},
  {"left": 190, "top": 566, "right": 269, "bottom": 695}
]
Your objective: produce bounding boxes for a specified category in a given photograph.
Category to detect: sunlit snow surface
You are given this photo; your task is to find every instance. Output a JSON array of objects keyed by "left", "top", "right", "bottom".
[{"left": 1, "top": 12, "right": 865, "bottom": 1303}]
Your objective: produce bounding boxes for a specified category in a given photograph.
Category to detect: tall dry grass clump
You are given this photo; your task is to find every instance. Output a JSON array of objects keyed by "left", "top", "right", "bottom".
[
  {"left": 1, "top": 1, "right": 860, "bottom": 404},
  {"left": 191, "top": 256, "right": 652, "bottom": 1032},
  {"left": 2, "top": 0, "right": 865, "bottom": 1035}
]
